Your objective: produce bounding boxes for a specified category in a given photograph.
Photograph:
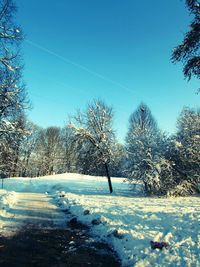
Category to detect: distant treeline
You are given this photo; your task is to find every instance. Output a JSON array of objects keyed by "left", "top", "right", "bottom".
[{"left": 1, "top": 97, "right": 200, "bottom": 197}]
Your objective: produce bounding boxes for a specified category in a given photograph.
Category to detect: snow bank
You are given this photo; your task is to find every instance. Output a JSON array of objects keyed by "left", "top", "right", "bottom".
[
  {"left": 55, "top": 193, "right": 200, "bottom": 266},
  {"left": 0, "top": 190, "right": 17, "bottom": 208},
  {"left": 0, "top": 190, "right": 18, "bottom": 231},
  {"left": 1, "top": 173, "right": 133, "bottom": 196}
]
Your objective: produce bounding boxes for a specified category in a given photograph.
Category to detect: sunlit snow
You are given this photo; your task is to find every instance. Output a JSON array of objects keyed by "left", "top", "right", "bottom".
[{"left": 0, "top": 173, "right": 199, "bottom": 266}]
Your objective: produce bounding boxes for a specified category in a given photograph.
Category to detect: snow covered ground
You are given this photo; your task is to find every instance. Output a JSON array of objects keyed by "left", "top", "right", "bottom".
[
  {"left": 0, "top": 173, "right": 200, "bottom": 266},
  {"left": 0, "top": 190, "right": 18, "bottom": 231}
]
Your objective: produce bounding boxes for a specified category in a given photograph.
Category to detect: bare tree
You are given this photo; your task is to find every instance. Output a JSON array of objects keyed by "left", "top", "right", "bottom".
[
  {"left": 68, "top": 99, "right": 115, "bottom": 193},
  {"left": 35, "top": 127, "right": 63, "bottom": 176},
  {"left": 60, "top": 126, "right": 79, "bottom": 173},
  {"left": 18, "top": 121, "right": 42, "bottom": 177}
]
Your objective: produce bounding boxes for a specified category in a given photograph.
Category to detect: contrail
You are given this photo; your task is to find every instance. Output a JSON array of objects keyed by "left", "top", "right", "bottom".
[{"left": 25, "top": 39, "right": 133, "bottom": 94}]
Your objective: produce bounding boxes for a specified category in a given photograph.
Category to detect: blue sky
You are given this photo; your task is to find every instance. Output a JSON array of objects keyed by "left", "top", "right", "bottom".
[{"left": 17, "top": 0, "right": 199, "bottom": 142}]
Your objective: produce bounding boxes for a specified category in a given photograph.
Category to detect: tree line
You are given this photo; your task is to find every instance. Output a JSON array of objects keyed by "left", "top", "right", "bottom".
[{"left": 1, "top": 97, "right": 200, "bottom": 196}]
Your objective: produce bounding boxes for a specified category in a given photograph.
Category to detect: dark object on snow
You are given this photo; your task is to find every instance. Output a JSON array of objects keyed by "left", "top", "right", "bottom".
[
  {"left": 83, "top": 209, "right": 90, "bottom": 215},
  {"left": 91, "top": 218, "right": 101, "bottom": 225},
  {"left": 109, "top": 229, "right": 124, "bottom": 239},
  {"left": 62, "top": 208, "right": 71, "bottom": 214},
  {"left": 68, "top": 217, "right": 90, "bottom": 230},
  {"left": 150, "top": 241, "right": 169, "bottom": 250},
  {"left": 69, "top": 217, "right": 78, "bottom": 226}
]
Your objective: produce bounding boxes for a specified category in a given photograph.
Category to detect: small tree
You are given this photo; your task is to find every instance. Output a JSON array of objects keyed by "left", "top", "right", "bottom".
[{"left": 68, "top": 99, "right": 115, "bottom": 193}]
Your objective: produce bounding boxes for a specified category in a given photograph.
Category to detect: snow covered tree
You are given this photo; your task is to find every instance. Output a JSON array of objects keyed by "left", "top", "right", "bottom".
[
  {"left": 17, "top": 121, "right": 42, "bottom": 177},
  {"left": 68, "top": 99, "right": 116, "bottom": 193},
  {"left": 0, "top": 0, "right": 27, "bottom": 177},
  {"left": 35, "top": 127, "right": 63, "bottom": 176},
  {"left": 109, "top": 142, "right": 126, "bottom": 177},
  {"left": 172, "top": 0, "right": 200, "bottom": 83},
  {"left": 0, "top": 0, "right": 26, "bottom": 126},
  {"left": 76, "top": 141, "right": 104, "bottom": 175},
  {"left": 0, "top": 111, "right": 27, "bottom": 177},
  {"left": 166, "top": 107, "right": 200, "bottom": 195},
  {"left": 125, "top": 103, "right": 165, "bottom": 195},
  {"left": 60, "top": 126, "right": 79, "bottom": 173},
  {"left": 9, "top": 113, "right": 27, "bottom": 176}
]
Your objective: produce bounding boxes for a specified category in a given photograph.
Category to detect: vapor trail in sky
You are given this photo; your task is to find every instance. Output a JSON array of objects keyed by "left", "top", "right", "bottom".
[{"left": 26, "top": 39, "right": 133, "bottom": 94}]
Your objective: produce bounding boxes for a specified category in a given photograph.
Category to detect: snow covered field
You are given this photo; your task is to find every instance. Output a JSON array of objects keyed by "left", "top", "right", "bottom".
[{"left": 1, "top": 173, "right": 200, "bottom": 266}]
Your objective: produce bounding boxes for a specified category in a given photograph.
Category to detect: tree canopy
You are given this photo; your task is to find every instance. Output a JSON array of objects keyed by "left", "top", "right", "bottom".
[{"left": 172, "top": 0, "right": 200, "bottom": 83}]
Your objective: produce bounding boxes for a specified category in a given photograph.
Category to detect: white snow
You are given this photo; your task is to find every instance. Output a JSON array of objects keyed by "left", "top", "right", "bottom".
[
  {"left": 0, "top": 190, "right": 18, "bottom": 231},
  {"left": 56, "top": 192, "right": 200, "bottom": 266},
  {"left": 0, "top": 190, "right": 17, "bottom": 209},
  {"left": 0, "top": 173, "right": 200, "bottom": 266}
]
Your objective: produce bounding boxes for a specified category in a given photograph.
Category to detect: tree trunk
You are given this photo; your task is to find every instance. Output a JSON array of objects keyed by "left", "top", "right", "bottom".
[
  {"left": 104, "top": 163, "right": 113, "bottom": 193},
  {"left": 144, "top": 181, "right": 148, "bottom": 194}
]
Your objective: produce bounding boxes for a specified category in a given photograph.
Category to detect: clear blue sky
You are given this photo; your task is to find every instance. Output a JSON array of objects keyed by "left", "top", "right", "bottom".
[{"left": 17, "top": 0, "right": 199, "bottom": 142}]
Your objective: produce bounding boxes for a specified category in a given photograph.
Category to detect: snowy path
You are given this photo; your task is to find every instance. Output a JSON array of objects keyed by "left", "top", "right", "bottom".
[
  {"left": 2, "top": 192, "right": 67, "bottom": 235},
  {"left": 0, "top": 192, "right": 120, "bottom": 267}
]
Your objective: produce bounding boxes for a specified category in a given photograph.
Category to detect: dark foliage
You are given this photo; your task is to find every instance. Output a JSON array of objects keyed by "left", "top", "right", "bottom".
[{"left": 172, "top": 0, "right": 200, "bottom": 82}]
